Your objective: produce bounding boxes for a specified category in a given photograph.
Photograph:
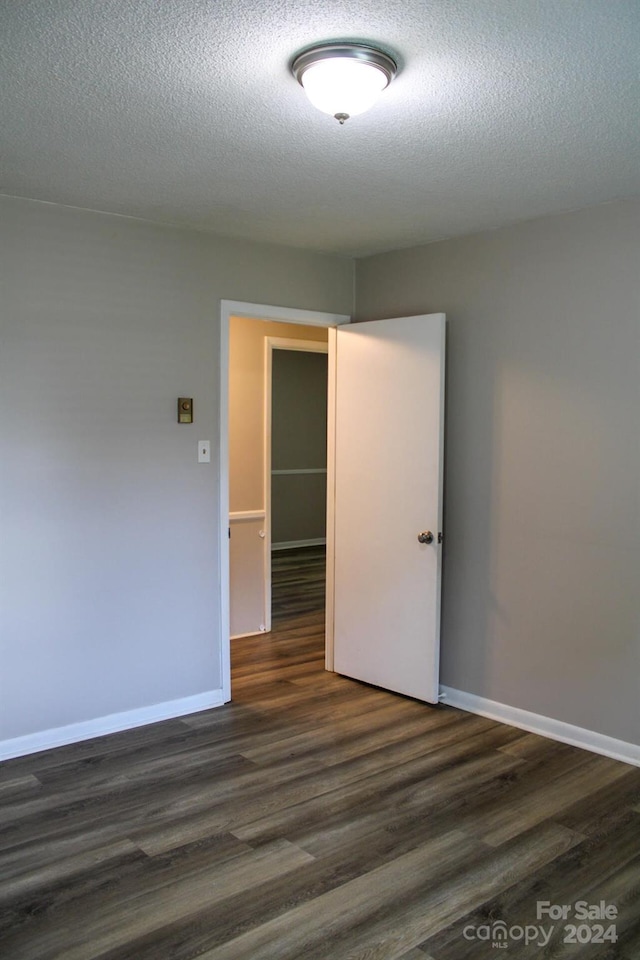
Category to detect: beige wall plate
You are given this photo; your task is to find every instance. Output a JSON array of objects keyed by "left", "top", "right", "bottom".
[{"left": 178, "top": 398, "right": 193, "bottom": 423}]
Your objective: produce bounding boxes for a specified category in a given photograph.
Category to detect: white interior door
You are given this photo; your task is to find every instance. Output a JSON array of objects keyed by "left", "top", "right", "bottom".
[{"left": 332, "top": 314, "right": 446, "bottom": 703}]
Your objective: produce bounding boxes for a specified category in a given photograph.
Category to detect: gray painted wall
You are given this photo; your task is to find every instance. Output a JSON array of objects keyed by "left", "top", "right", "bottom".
[
  {"left": 356, "top": 199, "right": 640, "bottom": 745},
  {"left": 0, "top": 196, "right": 353, "bottom": 742},
  {"left": 3, "top": 192, "right": 637, "bottom": 751},
  {"left": 272, "top": 349, "right": 328, "bottom": 544}
]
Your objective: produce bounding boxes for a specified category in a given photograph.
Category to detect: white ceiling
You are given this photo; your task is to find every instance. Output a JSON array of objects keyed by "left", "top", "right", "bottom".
[{"left": 1, "top": 0, "right": 638, "bottom": 256}]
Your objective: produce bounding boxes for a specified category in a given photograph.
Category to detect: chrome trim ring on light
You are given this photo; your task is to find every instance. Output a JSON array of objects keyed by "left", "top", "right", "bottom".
[{"left": 292, "top": 43, "right": 397, "bottom": 89}]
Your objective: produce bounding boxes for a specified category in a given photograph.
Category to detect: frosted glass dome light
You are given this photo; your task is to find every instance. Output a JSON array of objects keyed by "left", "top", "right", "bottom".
[{"left": 292, "top": 43, "right": 397, "bottom": 124}]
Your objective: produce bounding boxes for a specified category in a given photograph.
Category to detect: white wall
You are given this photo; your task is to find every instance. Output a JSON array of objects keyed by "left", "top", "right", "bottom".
[
  {"left": 0, "top": 196, "right": 353, "bottom": 751},
  {"left": 356, "top": 200, "right": 640, "bottom": 746}
]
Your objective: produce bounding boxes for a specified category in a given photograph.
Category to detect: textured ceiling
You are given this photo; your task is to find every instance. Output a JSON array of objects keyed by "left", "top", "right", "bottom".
[{"left": 1, "top": 0, "right": 638, "bottom": 255}]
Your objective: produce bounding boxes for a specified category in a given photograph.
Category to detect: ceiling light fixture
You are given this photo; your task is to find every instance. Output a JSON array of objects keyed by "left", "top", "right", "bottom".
[{"left": 292, "top": 42, "right": 397, "bottom": 124}]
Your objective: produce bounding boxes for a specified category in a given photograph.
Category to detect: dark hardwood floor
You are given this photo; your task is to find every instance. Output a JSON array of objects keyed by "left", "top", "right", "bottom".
[
  {"left": 270, "top": 544, "right": 326, "bottom": 624},
  {"left": 1, "top": 546, "right": 639, "bottom": 959}
]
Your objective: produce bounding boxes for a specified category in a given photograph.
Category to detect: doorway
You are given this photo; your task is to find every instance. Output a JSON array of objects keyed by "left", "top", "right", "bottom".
[
  {"left": 219, "top": 301, "right": 350, "bottom": 701},
  {"left": 229, "top": 325, "right": 329, "bottom": 638},
  {"left": 220, "top": 302, "right": 446, "bottom": 707}
]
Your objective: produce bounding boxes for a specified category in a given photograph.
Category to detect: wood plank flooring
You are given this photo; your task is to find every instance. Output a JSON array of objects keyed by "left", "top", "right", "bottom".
[
  {"left": 1, "top": 546, "right": 639, "bottom": 959},
  {"left": 271, "top": 545, "right": 326, "bottom": 623}
]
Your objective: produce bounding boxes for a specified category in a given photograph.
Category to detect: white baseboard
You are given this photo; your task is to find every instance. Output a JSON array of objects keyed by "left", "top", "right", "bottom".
[
  {"left": 439, "top": 685, "right": 640, "bottom": 768},
  {"left": 271, "top": 538, "right": 326, "bottom": 551},
  {"left": 0, "top": 689, "right": 226, "bottom": 761}
]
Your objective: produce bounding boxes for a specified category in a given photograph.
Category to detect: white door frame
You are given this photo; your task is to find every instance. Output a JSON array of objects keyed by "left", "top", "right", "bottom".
[
  {"left": 264, "top": 337, "right": 329, "bottom": 634},
  {"left": 219, "top": 300, "right": 350, "bottom": 701}
]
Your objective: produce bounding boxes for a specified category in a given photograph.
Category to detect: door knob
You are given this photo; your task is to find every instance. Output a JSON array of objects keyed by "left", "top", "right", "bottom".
[{"left": 418, "top": 531, "right": 434, "bottom": 544}]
